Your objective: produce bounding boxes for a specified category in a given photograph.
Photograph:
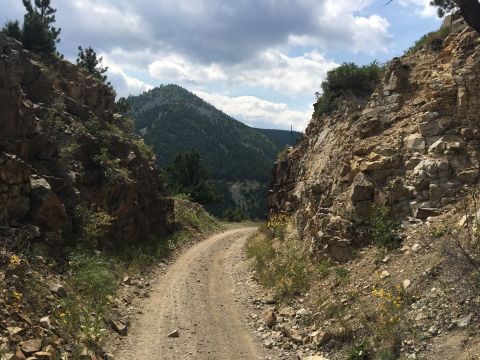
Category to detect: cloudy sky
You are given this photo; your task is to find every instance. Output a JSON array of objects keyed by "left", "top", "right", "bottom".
[{"left": 2, "top": 0, "right": 442, "bottom": 130}]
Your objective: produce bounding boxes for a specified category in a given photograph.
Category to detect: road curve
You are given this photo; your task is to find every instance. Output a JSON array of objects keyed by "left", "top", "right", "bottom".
[{"left": 114, "top": 227, "right": 264, "bottom": 360}]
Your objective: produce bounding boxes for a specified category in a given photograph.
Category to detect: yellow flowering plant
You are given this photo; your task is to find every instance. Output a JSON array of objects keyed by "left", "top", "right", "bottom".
[
  {"left": 372, "top": 284, "right": 404, "bottom": 325},
  {"left": 267, "top": 214, "right": 290, "bottom": 240},
  {"left": 9, "top": 255, "right": 21, "bottom": 267}
]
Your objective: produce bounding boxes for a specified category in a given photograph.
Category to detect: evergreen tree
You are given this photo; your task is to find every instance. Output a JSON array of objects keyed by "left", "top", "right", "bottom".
[
  {"left": 429, "top": 0, "right": 480, "bottom": 34},
  {"left": 77, "top": 46, "right": 109, "bottom": 82},
  {"left": 1, "top": 20, "right": 22, "bottom": 42},
  {"left": 166, "top": 150, "right": 222, "bottom": 205},
  {"left": 430, "top": 0, "right": 457, "bottom": 16},
  {"left": 114, "top": 97, "right": 131, "bottom": 114},
  {"left": 22, "top": 0, "right": 61, "bottom": 53}
]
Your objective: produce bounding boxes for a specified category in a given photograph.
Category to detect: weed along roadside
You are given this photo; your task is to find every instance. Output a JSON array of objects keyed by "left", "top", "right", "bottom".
[
  {"left": 244, "top": 188, "right": 480, "bottom": 359},
  {"left": 0, "top": 198, "right": 221, "bottom": 359}
]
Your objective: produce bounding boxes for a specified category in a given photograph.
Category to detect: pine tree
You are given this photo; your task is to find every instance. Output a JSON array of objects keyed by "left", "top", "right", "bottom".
[
  {"left": 22, "top": 0, "right": 61, "bottom": 53},
  {"left": 166, "top": 150, "right": 222, "bottom": 205},
  {"left": 430, "top": 0, "right": 457, "bottom": 16},
  {"left": 77, "top": 46, "right": 109, "bottom": 83},
  {"left": 429, "top": 0, "right": 480, "bottom": 34},
  {"left": 1, "top": 20, "right": 22, "bottom": 42}
]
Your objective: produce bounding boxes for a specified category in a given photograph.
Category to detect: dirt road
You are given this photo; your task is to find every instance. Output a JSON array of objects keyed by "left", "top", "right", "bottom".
[{"left": 114, "top": 227, "right": 265, "bottom": 360}]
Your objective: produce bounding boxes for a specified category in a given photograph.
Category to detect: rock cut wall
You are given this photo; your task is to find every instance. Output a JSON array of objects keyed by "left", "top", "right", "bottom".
[
  {"left": 0, "top": 33, "right": 173, "bottom": 250},
  {"left": 268, "top": 25, "right": 480, "bottom": 261}
]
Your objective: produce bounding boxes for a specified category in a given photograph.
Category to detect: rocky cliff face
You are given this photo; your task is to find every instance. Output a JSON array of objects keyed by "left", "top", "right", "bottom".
[
  {"left": 268, "top": 24, "right": 480, "bottom": 261},
  {"left": 0, "top": 33, "right": 173, "bottom": 251}
]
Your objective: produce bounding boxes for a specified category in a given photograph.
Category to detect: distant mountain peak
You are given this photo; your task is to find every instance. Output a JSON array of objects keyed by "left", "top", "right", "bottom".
[{"left": 127, "top": 84, "right": 301, "bottom": 218}]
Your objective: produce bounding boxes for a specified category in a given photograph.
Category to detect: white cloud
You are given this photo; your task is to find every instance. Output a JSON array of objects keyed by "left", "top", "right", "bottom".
[
  {"left": 351, "top": 15, "right": 392, "bottom": 53},
  {"left": 398, "top": 0, "right": 439, "bottom": 18},
  {"left": 149, "top": 54, "right": 227, "bottom": 83},
  {"left": 105, "top": 64, "right": 154, "bottom": 97},
  {"left": 195, "top": 91, "right": 311, "bottom": 131},
  {"left": 233, "top": 50, "right": 337, "bottom": 97},
  {"left": 148, "top": 49, "right": 338, "bottom": 98}
]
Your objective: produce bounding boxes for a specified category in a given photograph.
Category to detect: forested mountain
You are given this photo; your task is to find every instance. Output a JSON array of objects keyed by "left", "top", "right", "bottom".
[
  {"left": 128, "top": 84, "right": 294, "bottom": 217},
  {"left": 255, "top": 128, "right": 302, "bottom": 151}
]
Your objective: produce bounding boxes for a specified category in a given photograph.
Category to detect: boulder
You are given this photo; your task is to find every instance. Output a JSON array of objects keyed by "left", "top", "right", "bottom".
[
  {"left": 110, "top": 319, "right": 128, "bottom": 336},
  {"left": 263, "top": 309, "right": 276, "bottom": 328},
  {"left": 167, "top": 329, "right": 179, "bottom": 338},
  {"left": 405, "top": 134, "right": 426, "bottom": 151},
  {"left": 29, "top": 176, "right": 67, "bottom": 231},
  {"left": 48, "top": 283, "right": 66, "bottom": 297},
  {"left": 414, "top": 207, "right": 441, "bottom": 219},
  {"left": 418, "top": 114, "right": 450, "bottom": 137},
  {"left": 19, "top": 339, "right": 42, "bottom": 355},
  {"left": 458, "top": 169, "right": 479, "bottom": 184},
  {"left": 428, "top": 135, "right": 465, "bottom": 155},
  {"left": 350, "top": 173, "right": 374, "bottom": 202}
]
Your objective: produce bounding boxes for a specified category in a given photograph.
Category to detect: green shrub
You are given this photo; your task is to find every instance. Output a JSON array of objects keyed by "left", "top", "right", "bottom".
[
  {"left": 430, "top": 224, "right": 449, "bottom": 238},
  {"left": 133, "top": 138, "right": 155, "bottom": 161},
  {"left": 84, "top": 116, "right": 103, "bottom": 135},
  {"left": 44, "top": 96, "right": 66, "bottom": 137},
  {"left": 276, "top": 147, "right": 289, "bottom": 161},
  {"left": 314, "top": 61, "right": 383, "bottom": 118},
  {"left": 245, "top": 227, "right": 329, "bottom": 298},
  {"left": 69, "top": 250, "right": 117, "bottom": 301},
  {"left": 2, "top": 20, "right": 22, "bottom": 42},
  {"left": 405, "top": 26, "right": 451, "bottom": 55},
  {"left": 109, "top": 115, "right": 135, "bottom": 139},
  {"left": 57, "top": 249, "right": 117, "bottom": 346},
  {"left": 370, "top": 205, "right": 399, "bottom": 247},
  {"left": 94, "top": 147, "right": 131, "bottom": 183},
  {"left": 348, "top": 340, "right": 371, "bottom": 360},
  {"left": 174, "top": 199, "right": 219, "bottom": 234},
  {"left": 223, "top": 208, "right": 247, "bottom": 222},
  {"left": 75, "top": 205, "right": 116, "bottom": 246},
  {"left": 375, "top": 348, "right": 396, "bottom": 360},
  {"left": 315, "top": 259, "right": 331, "bottom": 277},
  {"left": 335, "top": 267, "right": 350, "bottom": 282}
]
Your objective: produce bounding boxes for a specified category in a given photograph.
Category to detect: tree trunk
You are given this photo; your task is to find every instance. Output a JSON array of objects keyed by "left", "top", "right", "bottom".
[{"left": 457, "top": 0, "right": 480, "bottom": 34}]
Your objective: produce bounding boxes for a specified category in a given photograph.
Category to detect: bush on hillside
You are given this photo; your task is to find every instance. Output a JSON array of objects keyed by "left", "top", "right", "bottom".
[
  {"left": 245, "top": 221, "right": 331, "bottom": 299},
  {"left": 369, "top": 205, "right": 399, "bottom": 247},
  {"left": 405, "top": 26, "right": 451, "bottom": 55},
  {"left": 314, "top": 62, "right": 383, "bottom": 118},
  {"left": 223, "top": 208, "right": 247, "bottom": 222},
  {"left": 2, "top": 20, "right": 22, "bottom": 42},
  {"left": 93, "top": 148, "right": 131, "bottom": 184},
  {"left": 276, "top": 146, "right": 289, "bottom": 161}
]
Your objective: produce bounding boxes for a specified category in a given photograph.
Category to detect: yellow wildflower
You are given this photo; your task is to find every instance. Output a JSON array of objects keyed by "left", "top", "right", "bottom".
[
  {"left": 9, "top": 255, "right": 21, "bottom": 267},
  {"left": 12, "top": 291, "right": 22, "bottom": 302}
]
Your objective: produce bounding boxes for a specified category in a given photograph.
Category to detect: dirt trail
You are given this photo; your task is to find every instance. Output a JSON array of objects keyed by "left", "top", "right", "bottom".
[{"left": 114, "top": 227, "right": 265, "bottom": 360}]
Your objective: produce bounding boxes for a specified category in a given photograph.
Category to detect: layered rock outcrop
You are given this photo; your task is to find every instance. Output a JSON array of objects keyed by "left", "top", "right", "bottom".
[
  {"left": 0, "top": 33, "right": 173, "bottom": 249},
  {"left": 268, "top": 24, "right": 480, "bottom": 261}
]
